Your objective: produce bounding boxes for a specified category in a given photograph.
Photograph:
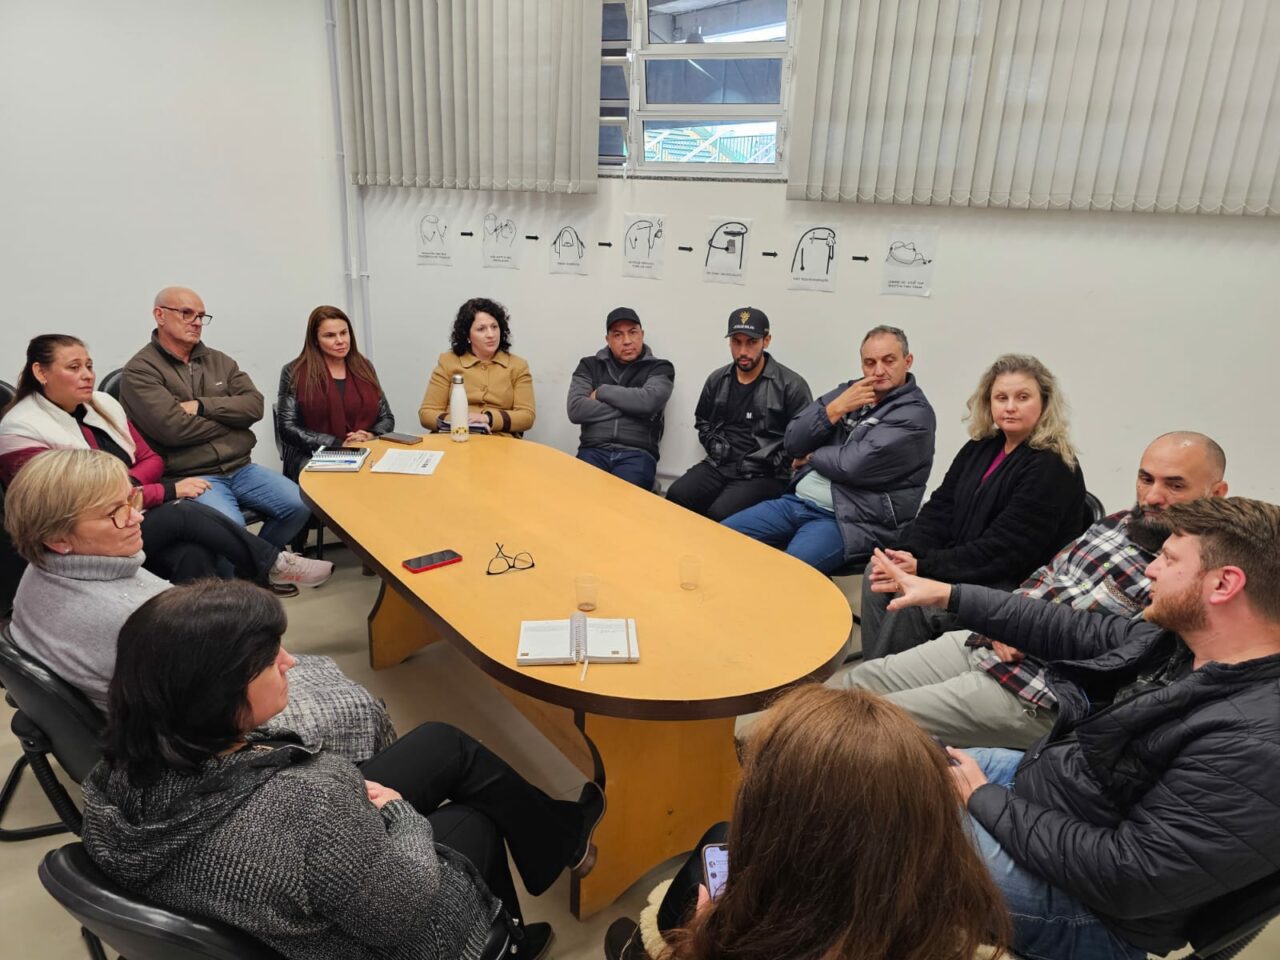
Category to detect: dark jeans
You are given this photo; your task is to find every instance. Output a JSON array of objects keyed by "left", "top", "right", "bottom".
[
  {"left": 859, "top": 562, "right": 963, "bottom": 660},
  {"left": 140, "top": 499, "right": 278, "bottom": 584},
  {"left": 577, "top": 446, "right": 657, "bottom": 490},
  {"left": 359, "top": 722, "right": 586, "bottom": 923},
  {"left": 665, "top": 462, "right": 788, "bottom": 522}
]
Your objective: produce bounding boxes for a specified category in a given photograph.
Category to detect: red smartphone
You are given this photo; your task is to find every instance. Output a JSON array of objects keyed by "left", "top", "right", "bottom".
[{"left": 403, "top": 549, "right": 462, "bottom": 573}]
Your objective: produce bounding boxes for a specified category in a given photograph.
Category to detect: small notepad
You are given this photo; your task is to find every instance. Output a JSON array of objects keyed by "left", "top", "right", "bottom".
[
  {"left": 517, "top": 612, "right": 640, "bottom": 666},
  {"left": 304, "top": 446, "right": 371, "bottom": 472}
]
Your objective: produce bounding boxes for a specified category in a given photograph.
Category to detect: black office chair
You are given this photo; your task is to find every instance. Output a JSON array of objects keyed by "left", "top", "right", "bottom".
[
  {"left": 41, "top": 841, "right": 524, "bottom": 960},
  {"left": 0, "top": 625, "right": 104, "bottom": 840},
  {"left": 1083, "top": 490, "right": 1105, "bottom": 527},
  {"left": 0, "top": 485, "right": 28, "bottom": 621},
  {"left": 0, "top": 378, "right": 15, "bottom": 411},
  {"left": 40, "top": 843, "right": 287, "bottom": 960},
  {"left": 271, "top": 402, "right": 328, "bottom": 560},
  {"left": 1187, "top": 870, "right": 1280, "bottom": 959},
  {"left": 98, "top": 368, "right": 124, "bottom": 401}
]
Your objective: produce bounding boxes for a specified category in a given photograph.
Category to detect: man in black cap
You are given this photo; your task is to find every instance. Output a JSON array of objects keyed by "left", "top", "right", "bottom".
[
  {"left": 566, "top": 307, "right": 675, "bottom": 490},
  {"left": 666, "top": 307, "right": 812, "bottom": 520}
]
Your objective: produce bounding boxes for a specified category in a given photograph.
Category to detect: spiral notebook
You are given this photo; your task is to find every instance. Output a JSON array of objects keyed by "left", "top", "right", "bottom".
[
  {"left": 304, "top": 446, "right": 371, "bottom": 472},
  {"left": 517, "top": 613, "right": 640, "bottom": 666}
]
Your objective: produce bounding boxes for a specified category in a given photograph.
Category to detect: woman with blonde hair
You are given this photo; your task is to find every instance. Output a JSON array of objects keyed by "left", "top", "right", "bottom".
[
  {"left": 604, "top": 684, "right": 1010, "bottom": 960},
  {"left": 860, "top": 353, "right": 1085, "bottom": 659}
]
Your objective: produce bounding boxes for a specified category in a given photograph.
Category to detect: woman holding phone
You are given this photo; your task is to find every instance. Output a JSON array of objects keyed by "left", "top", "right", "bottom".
[{"left": 604, "top": 685, "right": 1009, "bottom": 960}]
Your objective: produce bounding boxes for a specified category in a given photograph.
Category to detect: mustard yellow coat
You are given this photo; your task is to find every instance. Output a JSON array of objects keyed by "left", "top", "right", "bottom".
[{"left": 418, "top": 350, "right": 536, "bottom": 436}]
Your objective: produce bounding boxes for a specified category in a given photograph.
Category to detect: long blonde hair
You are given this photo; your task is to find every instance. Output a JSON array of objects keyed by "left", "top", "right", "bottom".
[{"left": 965, "top": 354, "right": 1076, "bottom": 468}]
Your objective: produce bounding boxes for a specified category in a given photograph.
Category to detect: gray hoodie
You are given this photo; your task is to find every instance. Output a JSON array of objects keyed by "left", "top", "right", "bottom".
[{"left": 82, "top": 737, "right": 500, "bottom": 960}]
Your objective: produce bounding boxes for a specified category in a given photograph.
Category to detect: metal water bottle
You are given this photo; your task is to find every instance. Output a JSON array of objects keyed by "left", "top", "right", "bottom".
[{"left": 449, "top": 373, "right": 469, "bottom": 442}]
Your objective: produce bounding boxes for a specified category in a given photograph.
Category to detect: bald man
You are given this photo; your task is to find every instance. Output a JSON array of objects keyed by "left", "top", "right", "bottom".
[
  {"left": 121, "top": 287, "right": 311, "bottom": 551},
  {"left": 828, "top": 432, "right": 1229, "bottom": 748}
]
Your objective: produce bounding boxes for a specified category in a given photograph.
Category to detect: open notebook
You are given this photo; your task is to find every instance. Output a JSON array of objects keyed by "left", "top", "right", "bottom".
[{"left": 517, "top": 613, "right": 639, "bottom": 666}]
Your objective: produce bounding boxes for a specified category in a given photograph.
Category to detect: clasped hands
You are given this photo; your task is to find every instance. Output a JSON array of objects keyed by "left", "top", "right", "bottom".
[{"left": 866, "top": 547, "right": 1004, "bottom": 802}]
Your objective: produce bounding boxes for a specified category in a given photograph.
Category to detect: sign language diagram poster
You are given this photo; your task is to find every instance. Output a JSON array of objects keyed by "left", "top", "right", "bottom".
[
  {"left": 415, "top": 211, "right": 452, "bottom": 266},
  {"left": 621, "top": 213, "right": 666, "bottom": 279}
]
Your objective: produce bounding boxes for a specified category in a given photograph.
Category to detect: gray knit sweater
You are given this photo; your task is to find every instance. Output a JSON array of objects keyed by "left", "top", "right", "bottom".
[
  {"left": 82, "top": 739, "right": 500, "bottom": 960},
  {"left": 9, "top": 551, "right": 395, "bottom": 762}
]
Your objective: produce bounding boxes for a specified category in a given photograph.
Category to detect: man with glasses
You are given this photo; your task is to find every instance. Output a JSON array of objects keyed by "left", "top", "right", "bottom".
[{"left": 121, "top": 286, "right": 312, "bottom": 554}]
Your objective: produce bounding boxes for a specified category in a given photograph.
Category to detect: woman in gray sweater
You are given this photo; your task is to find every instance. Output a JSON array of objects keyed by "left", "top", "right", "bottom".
[{"left": 82, "top": 579, "right": 603, "bottom": 960}]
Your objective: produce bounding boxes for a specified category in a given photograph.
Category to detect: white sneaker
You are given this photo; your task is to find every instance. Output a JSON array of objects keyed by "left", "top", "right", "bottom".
[{"left": 269, "top": 551, "right": 334, "bottom": 588}]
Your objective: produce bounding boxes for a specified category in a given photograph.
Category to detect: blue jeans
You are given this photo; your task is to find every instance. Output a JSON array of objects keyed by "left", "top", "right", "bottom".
[
  {"left": 576, "top": 446, "right": 657, "bottom": 490},
  {"left": 721, "top": 494, "right": 845, "bottom": 573},
  {"left": 195, "top": 463, "right": 311, "bottom": 550},
  {"left": 967, "top": 748, "right": 1144, "bottom": 960}
]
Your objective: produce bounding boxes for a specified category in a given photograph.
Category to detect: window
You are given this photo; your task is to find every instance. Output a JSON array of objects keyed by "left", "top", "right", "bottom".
[{"left": 598, "top": 0, "right": 792, "bottom": 175}]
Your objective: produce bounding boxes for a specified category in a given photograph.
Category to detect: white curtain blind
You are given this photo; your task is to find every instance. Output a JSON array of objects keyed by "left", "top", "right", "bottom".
[
  {"left": 787, "top": 0, "right": 1280, "bottom": 214},
  {"left": 337, "top": 0, "right": 601, "bottom": 193}
]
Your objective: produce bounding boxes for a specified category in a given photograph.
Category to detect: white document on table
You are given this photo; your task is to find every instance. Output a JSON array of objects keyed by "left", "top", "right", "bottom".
[{"left": 371, "top": 449, "right": 444, "bottom": 475}]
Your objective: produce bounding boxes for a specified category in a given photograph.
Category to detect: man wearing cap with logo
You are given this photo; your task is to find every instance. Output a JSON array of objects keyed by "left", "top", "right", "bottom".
[
  {"left": 566, "top": 307, "right": 675, "bottom": 490},
  {"left": 722, "top": 325, "right": 935, "bottom": 573},
  {"left": 666, "top": 307, "right": 812, "bottom": 521}
]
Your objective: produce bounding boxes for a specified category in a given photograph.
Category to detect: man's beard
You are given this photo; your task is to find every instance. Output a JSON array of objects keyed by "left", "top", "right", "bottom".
[
  {"left": 1128, "top": 503, "right": 1174, "bottom": 554},
  {"left": 1147, "top": 578, "right": 1208, "bottom": 634}
]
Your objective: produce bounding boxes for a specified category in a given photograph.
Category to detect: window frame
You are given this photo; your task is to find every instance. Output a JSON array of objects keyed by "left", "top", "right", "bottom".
[{"left": 599, "top": 0, "right": 794, "bottom": 179}]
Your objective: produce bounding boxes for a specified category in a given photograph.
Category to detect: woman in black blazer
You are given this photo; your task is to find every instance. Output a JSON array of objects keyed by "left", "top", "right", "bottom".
[{"left": 861, "top": 354, "right": 1085, "bottom": 659}]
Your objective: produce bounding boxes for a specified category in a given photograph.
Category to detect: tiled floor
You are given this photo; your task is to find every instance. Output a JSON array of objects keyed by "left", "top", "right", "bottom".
[{"left": 2, "top": 549, "right": 1277, "bottom": 959}]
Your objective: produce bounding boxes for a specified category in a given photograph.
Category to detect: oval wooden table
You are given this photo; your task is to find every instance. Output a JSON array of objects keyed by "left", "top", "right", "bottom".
[{"left": 301, "top": 436, "right": 851, "bottom": 918}]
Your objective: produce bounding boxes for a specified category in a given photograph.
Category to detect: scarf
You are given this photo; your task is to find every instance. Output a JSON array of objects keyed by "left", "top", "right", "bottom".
[{"left": 295, "top": 365, "right": 380, "bottom": 439}]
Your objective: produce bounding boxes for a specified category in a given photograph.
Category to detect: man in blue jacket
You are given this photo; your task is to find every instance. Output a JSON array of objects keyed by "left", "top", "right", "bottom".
[
  {"left": 721, "top": 325, "right": 935, "bottom": 573},
  {"left": 566, "top": 307, "right": 675, "bottom": 490},
  {"left": 873, "top": 496, "right": 1280, "bottom": 960}
]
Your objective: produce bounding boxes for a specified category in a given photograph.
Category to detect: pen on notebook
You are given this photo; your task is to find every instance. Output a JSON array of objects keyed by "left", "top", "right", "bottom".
[{"left": 579, "top": 658, "right": 590, "bottom": 682}]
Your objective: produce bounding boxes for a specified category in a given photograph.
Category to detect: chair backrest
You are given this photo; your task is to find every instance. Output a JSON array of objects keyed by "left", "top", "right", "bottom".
[
  {"left": 0, "top": 378, "right": 15, "bottom": 412},
  {"left": 1188, "top": 870, "right": 1280, "bottom": 957},
  {"left": 0, "top": 625, "right": 105, "bottom": 782},
  {"left": 271, "top": 402, "right": 284, "bottom": 460},
  {"left": 1083, "top": 490, "right": 1105, "bottom": 528},
  {"left": 99, "top": 368, "right": 124, "bottom": 401},
  {"left": 0, "top": 485, "right": 28, "bottom": 619},
  {"left": 40, "top": 843, "right": 288, "bottom": 960}
]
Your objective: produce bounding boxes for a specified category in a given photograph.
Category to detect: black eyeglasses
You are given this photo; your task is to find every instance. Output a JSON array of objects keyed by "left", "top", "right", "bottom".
[
  {"left": 158, "top": 305, "right": 214, "bottom": 325},
  {"left": 487, "top": 543, "right": 535, "bottom": 576}
]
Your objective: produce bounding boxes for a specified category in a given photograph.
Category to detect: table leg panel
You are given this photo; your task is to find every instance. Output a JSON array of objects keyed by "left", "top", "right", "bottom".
[{"left": 368, "top": 580, "right": 441, "bottom": 670}]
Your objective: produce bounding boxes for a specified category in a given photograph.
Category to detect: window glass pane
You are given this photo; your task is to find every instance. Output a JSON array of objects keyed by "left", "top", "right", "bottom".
[
  {"left": 645, "top": 57, "right": 781, "bottom": 105},
  {"left": 648, "top": 0, "right": 786, "bottom": 44},
  {"left": 601, "top": 104, "right": 631, "bottom": 119},
  {"left": 600, "top": 125, "right": 628, "bottom": 159},
  {"left": 601, "top": 64, "right": 629, "bottom": 101},
  {"left": 603, "top": 2, "right": 630, "bottom": 41},
  {"left": 642, "top": 120, "right": 776, "bottom": 164}
]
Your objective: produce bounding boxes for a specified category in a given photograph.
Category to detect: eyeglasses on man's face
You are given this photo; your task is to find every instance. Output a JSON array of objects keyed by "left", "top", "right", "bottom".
[
  {"left": 487, "top": 543, "right": 535, "bottom": 576},
  {"left": 158, "top": 305, "right": 214, "bottom": 326},
  {"left": 101, "top": 489, "right": 145, "bottom": 529}
]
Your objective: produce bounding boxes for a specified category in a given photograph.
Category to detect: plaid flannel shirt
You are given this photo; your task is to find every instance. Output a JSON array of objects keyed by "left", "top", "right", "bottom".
[{"left": 966, "top": 510, "right": 1156, "bottom": 707}]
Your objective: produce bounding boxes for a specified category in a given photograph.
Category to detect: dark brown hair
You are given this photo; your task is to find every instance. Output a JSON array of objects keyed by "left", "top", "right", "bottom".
[
  {"left": 288, "top": 306, "right": 382, "bottom": 400},
  {"left": 1164, "top": 496, "right": 1280, "bottom": 623},
  {"left": 449, "top": 297, "right": 512, "bottom": 356},
  {"left": 669, "top": 685, "right": 1009, "bottom": 960},
  {"left": 6, "top": 334, "right": 125, "bottom": 434}
]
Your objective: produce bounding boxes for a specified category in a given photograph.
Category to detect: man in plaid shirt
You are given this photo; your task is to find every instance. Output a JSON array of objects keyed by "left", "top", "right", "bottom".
[{"left": 830, "top": 432, "right": 1228, "bottom": 747}]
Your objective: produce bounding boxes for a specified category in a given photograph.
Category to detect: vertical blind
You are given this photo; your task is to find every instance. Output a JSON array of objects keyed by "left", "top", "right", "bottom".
[
  {"left": 336, "top": 0, "right": 601, "bottom": 193},
  {"left": 786, "top": 0, "right": 1280, "bottom": 214}
]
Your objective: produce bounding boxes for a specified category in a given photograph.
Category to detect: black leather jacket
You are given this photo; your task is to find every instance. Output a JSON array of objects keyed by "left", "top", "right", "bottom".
[
  {"left": 695, "top": 354, "right": 812, "bottom": 479},
  {"left": 276, "top": 365, "right": 394, "bottom": 481}
]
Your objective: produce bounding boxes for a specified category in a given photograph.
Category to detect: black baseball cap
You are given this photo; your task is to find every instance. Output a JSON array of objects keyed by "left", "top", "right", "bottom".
[
  {"left": 726, "top": 307, "right": 769, "bottom": 339},
  {"left": 606, "top": 306, "right": 641, "bottom": 330}
]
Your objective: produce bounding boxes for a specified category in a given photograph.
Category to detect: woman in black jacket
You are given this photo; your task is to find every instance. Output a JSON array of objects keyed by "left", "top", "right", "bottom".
[
  {"left": 277, "top": 306, "right": 394, "bottom": 481},
  {"left": 861, "top": 354, "right": 1085, "bottom": 660}
]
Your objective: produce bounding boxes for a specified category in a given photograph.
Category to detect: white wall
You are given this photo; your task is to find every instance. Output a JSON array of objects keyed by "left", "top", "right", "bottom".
[
  {"left": 3, "top": 0, "right": 1276, "bottom": 511},
  {"left": 0, "top": 0, "right": 345, "bottom": 464},
  {"left": 362, "top": 178, "right": 1280, "bottom": 511}
]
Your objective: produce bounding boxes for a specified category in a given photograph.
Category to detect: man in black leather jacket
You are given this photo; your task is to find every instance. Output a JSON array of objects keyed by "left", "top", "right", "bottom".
[
  {"left": 666, "top": 307, "right": 811, "bottom": 520},
  {"left": 566, "top": 307, "right": 674, "bottom": 490},
  {"left": 872, "top": 496, "right": 1280, "bottom": 960}
]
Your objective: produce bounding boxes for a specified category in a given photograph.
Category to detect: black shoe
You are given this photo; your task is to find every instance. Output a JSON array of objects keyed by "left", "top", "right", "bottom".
[
  {"left": 604, "top": 917, "right": 643, "bottom": 960},
  {"left": 268, "top": 582, "right": 300, "bottom": 598},
  {"left": 569, "top": 780, "right": 606, "bottom": 878},
  {"left": 513, "top": 921, "right": 553, "bottom": 959}
]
